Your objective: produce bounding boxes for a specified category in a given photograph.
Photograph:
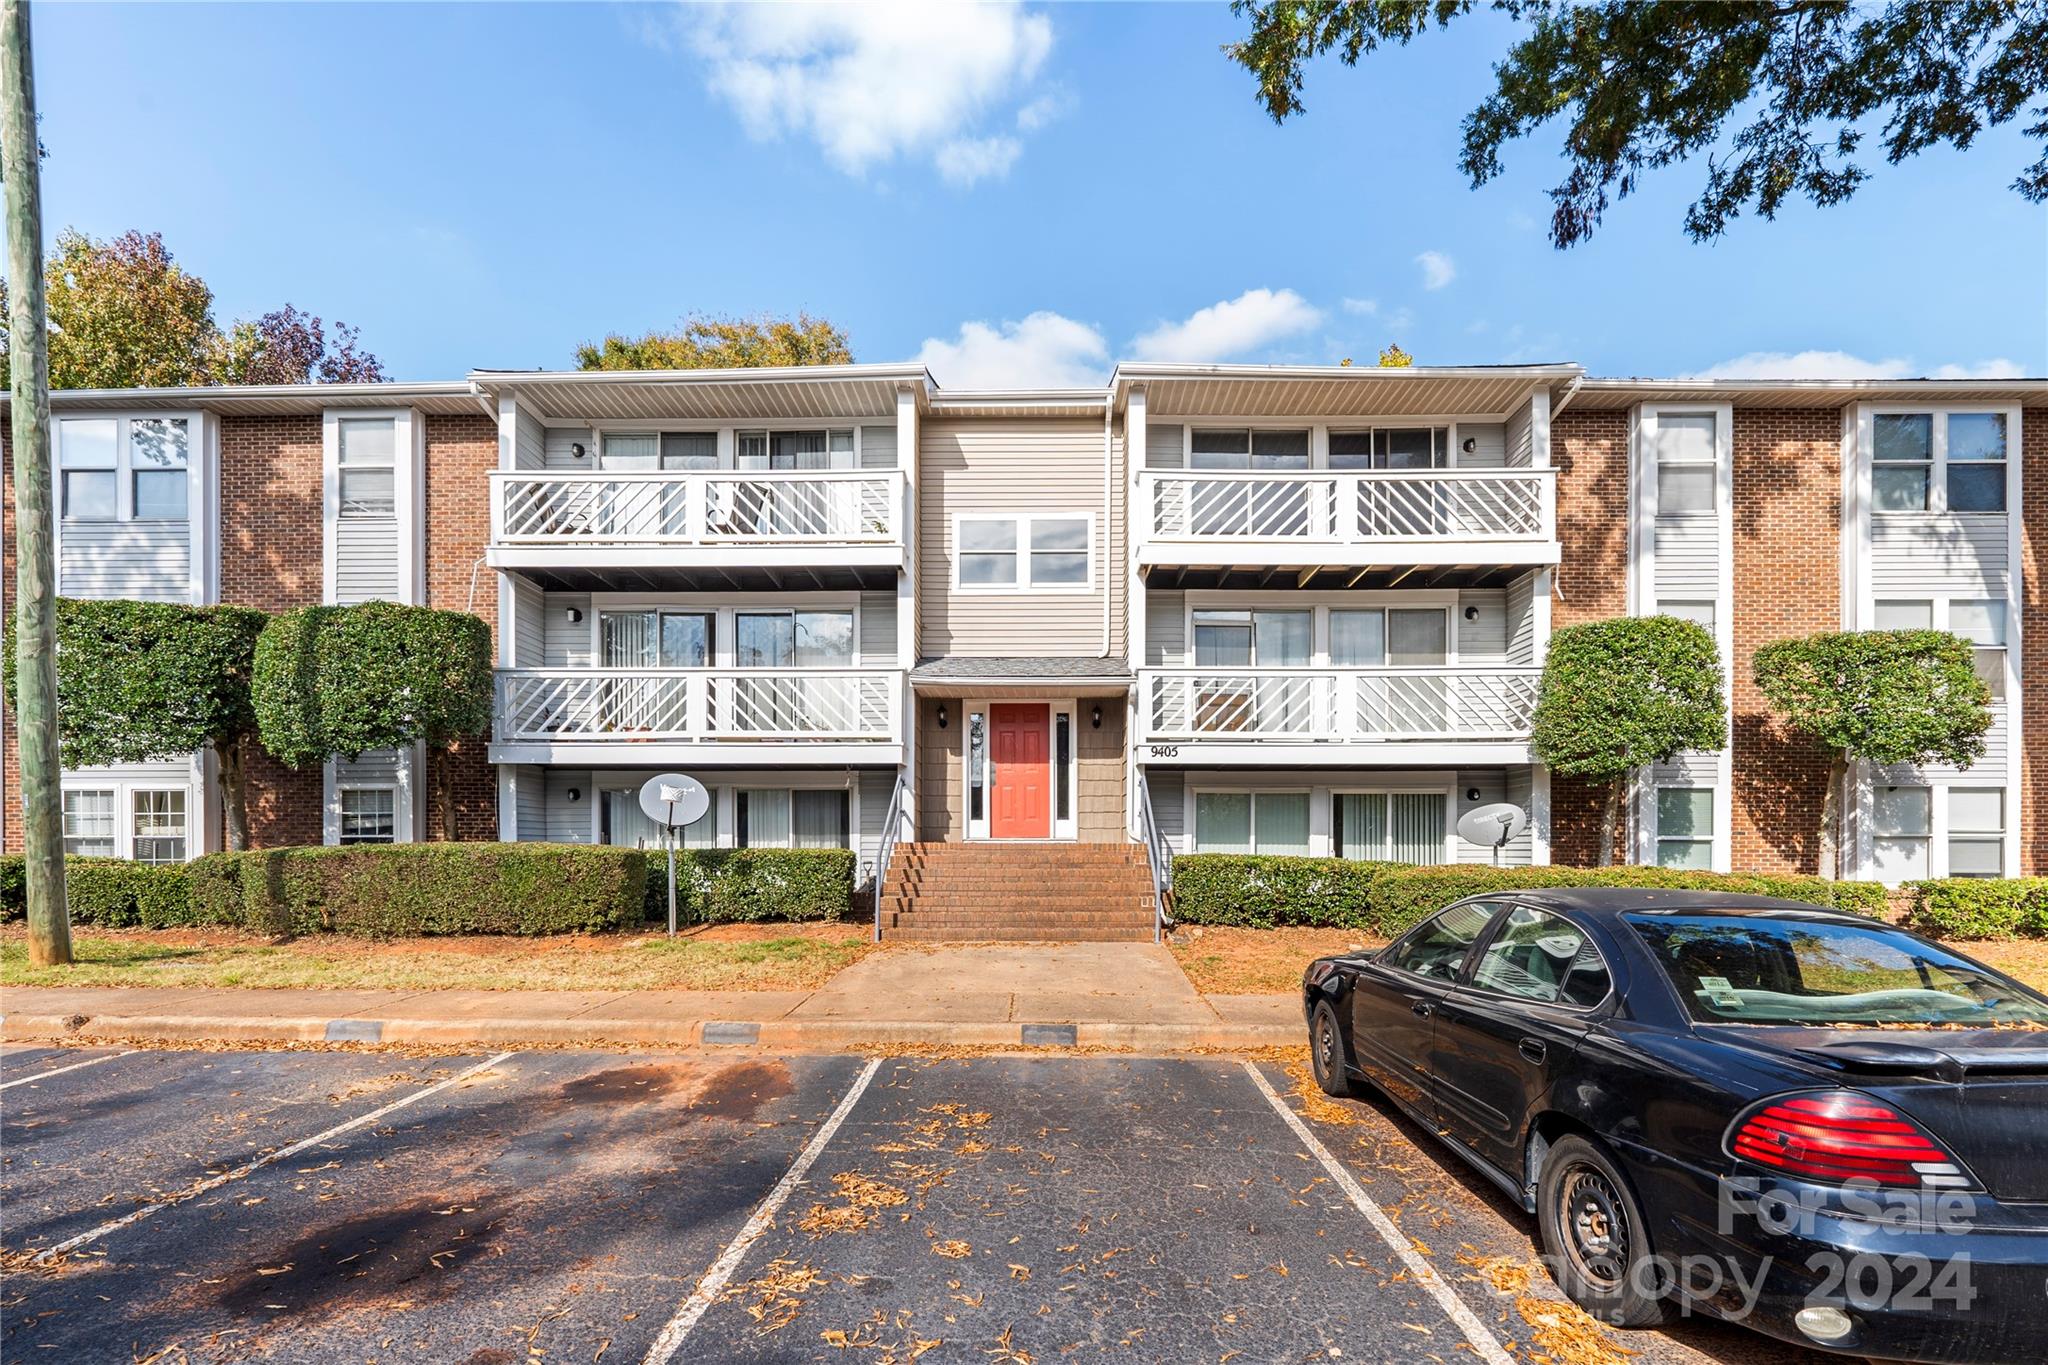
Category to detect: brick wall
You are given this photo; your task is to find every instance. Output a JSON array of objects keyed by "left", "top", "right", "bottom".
[
  {"left": 1548, "top": 406, "right": 1630, "bottom": 865},
  {"left": 422, "top": 413, "right": 499, "bottom": 841},
  {"left": 2022, "top": 407, "right": 2046, "bottom": 875},
  {"left": 1729, "top": 408, "right": 1842, "bottom": 875}
]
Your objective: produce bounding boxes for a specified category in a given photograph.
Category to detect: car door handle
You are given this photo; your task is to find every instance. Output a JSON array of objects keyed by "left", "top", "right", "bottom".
[
  {"left": 1410, "top": 1000, "right": 1433, "bottom": 1018},
  {"left": 1518, "top": 1038, "right": 1547, "bottom": 1065}
]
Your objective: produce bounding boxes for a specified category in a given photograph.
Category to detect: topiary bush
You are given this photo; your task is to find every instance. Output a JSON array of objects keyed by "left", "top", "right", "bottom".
[
  {"left": 1904, "top": 878, "right": 2048, "bottom": 941},
  {"left": 644, "top": 848, "right": 856, "bottom": 925},
  {"left": 0, "top": 855, "right": 194, "bottom": 928},
  {"left": 197, "top": 843, "right": 645, "bottom": 937},
  {"left": 1172, "top": 855, "right": 1396, "bottom": 929},
  {"left": 1367, "top": 864, "right": 1889, "bottom": 935}
]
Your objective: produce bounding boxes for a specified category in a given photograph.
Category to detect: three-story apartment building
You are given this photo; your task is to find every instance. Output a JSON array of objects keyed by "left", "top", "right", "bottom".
[{"left": 3, "top": 362, "right": 2041, "bottom": 939}]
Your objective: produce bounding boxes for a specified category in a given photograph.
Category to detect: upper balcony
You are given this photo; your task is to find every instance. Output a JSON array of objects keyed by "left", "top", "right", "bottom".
[
  {"left": 487, "top": 468, "right": 908, "bottom": 583},
  {"left": 1135, "top": 466, "right": 1558, "bottom": 574}
]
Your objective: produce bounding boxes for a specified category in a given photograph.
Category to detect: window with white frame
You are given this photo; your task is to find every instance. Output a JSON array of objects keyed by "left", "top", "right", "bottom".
[
  {"left": 62, "top": 789, "right": 117, "bottom": 857},
  {"left": 1656, "top": 600, "right": 1716, "bottom": 631},
  {"left": 1871, "top": 411, "right": 2007, "bottom": 513},
  {"left": 336, "top": 417, "right": 397, "bottom": 518},
  {"left": 338, "top": 787, "right": 397, "bottom": 844},
  {"left": 956, "top": 515, "right": 1092, "bottom": 590},
  {"left": 1327, "top": 427, "right": 1451, "bottom": 470},
  {"left": 1194, "top": 791, "right": 1311, "bottom": 856},
  {"left": 59, "top": 415, "right": 190, "bottom": 522},
  {"left": 1871, "top": 785, "right": 1931, "bottom": 881},
  {"left": 738, "top": 788, "right": 848, "bottom": 849},
  {"left": 1947, "top": 788, "right": 2004, "bottom": 878},
  {"left": 600, "top": 431, "right": 718, "bottom": 470},
  {"left": 736, "top": 429, "right": 855, "bottom": 470},
  {"left": 1334, "top": 791, "right": 1447, "bottom": 863},
  {"left": 1873, "top": 598, "right": 2006, "bottom": 701},
  {"left": 1653, "top": 412, "right": 1718, "bottom": 514},
  {"left": 601, "top": 786, "right": 714, "bottom": 848},
  {"left": 1190, "top": 428, "right": 1310, "bottom": 469},
  {"left": 1654, "top": 788, "right": 1714, "bottom": 869},
  {"left": 131, "top": 790, "right": 187, "bottom": 865},
  {"left": 600, "top": 610, "right": 713, "bottom": 668}
]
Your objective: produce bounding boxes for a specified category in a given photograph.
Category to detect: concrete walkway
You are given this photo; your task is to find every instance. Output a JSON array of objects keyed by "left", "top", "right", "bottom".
[{"left": 1, "top": 943, "right": 1300, "bottom": 1052}]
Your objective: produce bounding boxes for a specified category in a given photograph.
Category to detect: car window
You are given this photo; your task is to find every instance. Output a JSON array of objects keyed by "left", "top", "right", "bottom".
[
  {"left": 1469, "top": 907, "right": 1610, "bottom": 1007},
  {"left": 1381, "top": 902, "right": 1497, "bottom": 982}
]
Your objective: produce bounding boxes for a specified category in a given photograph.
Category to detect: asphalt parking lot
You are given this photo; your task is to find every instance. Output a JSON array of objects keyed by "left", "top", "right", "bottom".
[{"left": 1, "top": 1043, "right": 1822, "bottom": 1364}]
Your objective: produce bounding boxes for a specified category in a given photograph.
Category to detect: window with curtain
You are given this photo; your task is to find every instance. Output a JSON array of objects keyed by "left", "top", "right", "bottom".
[
  {"left": 1947, "top": 789, "right": 2004, "bottom": 877},
  {"left": 604, "top": 788, "right": 712, "bottom": 848},
  {"left": 735, "top": 429, "right": 855, "bottom": 470},
  {"left": 1654, "top": 413, "right": 1717, "bottom": 514},
  {"left": 1655, "top": 789, "right": 1713, "bottom": 869},
  {"left": 1193, "top": 792, "right": 1310, "bottom": 856},
  {"left": 62, "top": 789, "right": 116, "bottom": 857},
  {"left": 1334, "top": 792, "right": 1447, "bottom": 863},
  {"left": 737, "top": 789, "right": 849, "bottom": 848},
  {"left": 132, "top": 790, "right": 187, "bottom": 864},
  {"left": 338, "top": 417, "right": 397, "bottom": 518},
  {"left": 339, "top": 788, "right": 397, "bottom": 844}
]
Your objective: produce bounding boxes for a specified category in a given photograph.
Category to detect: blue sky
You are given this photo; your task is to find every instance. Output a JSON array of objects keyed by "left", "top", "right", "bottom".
[{"left": 23, "top": 1, "right": 2048, "bottom": 387}]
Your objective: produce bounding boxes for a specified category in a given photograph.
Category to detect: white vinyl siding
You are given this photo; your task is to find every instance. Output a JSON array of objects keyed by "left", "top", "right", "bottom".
[
  {"left": 1504, "top": 571, "right": 1538, "bottom": 665},
  {"left": 58, "top": 521, "right": 192, "bottom": 601},
  {"left": 545, "top": 427, "right": 595, "bottom": 470},
  {"left": 513, "top": 407, "right": 548, "bottom": 470},
  {"left": 54, "top": 414, "right": 200, "bottom": 602},
  {"left": 859, "top": 424, "right": 897, "bottom": 469},
  {"left": 1146, "top": 422, "right": 1186, "bottom": 470},
  {"left": 857, "top": 590, "right": 897, "bottom": 665},
  {"left": 333, "top": 519, "right": 400, "bottom": 604},
  {"left": 1457, "top": 422, "right": 1506, "bottom": 468}
]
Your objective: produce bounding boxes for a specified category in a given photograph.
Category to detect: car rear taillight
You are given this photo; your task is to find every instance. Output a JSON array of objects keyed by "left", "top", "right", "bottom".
[{"left": 1726, "top": 1092, "right": 1972, "bottom": 1189}]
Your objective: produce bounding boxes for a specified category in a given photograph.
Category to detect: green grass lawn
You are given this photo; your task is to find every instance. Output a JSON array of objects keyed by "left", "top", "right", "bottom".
[{"left": 0, "top": 922, "right": 876, "bottom": 993}]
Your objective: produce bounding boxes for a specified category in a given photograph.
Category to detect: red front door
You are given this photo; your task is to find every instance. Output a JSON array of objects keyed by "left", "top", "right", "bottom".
[{"left": 989, "top": 703, "right": 1051, "bottom": 839}]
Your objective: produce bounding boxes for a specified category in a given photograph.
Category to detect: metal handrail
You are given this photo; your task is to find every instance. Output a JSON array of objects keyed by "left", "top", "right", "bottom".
[
  {"left": 872, "top": 773, "right": 908, "bottom": 943},
  {"left": 1135, "top": 771, "right": 1174, "bottom": 944}
]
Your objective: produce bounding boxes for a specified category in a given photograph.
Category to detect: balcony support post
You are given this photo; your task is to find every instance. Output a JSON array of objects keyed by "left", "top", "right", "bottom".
[
  {"left": 895, "top": 383, "right": 921, "bottom": 845},
  {"left": 1125, "top": 386, "right": 1148, "bottom": 840}
]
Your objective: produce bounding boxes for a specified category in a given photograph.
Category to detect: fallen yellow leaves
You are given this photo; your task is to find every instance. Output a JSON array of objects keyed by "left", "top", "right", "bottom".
[
  {"left": 1514, "top": 1295, "right": 1638, "bottom": 1365},
  {"left": 930, "top": 1240, "right": 972, "bottom": 1259},
  {"left": 1456, "top": 1252, "right": 1534, "bottom": 1296},
  {"left": 721, "top": 1258, "right": 827, "bottom": 1335}
]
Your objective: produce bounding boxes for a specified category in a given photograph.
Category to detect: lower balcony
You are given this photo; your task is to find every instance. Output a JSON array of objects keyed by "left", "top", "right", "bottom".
[
  {"left": 1137, "top": 666, "right": 1539, "bottom": 766},
  {"left": 489, "top": 667, "right": 905, "bottom": 766}
]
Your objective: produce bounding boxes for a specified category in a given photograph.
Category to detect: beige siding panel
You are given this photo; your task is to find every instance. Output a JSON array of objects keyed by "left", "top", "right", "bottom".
[
  {"left": 1147, "top": 422, "right": 1185, "bottom": 470},
  {"left": 859, "top": 424, "right": 897, "bottom": 469},
  {"left": 918, "top": 417, "right": 1126, "bottom": 658},
  {"left": 1077, "top": 708, "right": 1127, "bottom": 841},
  {"left": 858, "top": 590, "right": 897, "bottom": 664},
  {"left": 918, "top": 700, "right": 963, "bottom": 840},
  {"left": 1146, "top": 588, "right": 1187, "bottom": 667}
]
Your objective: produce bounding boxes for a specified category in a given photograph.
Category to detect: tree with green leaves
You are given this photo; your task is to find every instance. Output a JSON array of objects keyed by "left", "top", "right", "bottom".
[
  {"left": 1754, "top": 630, "right": 1991, "bottom": 879},
  {"left": 576, "top": 312, "right": 853, "bottom": 370},
  {"left": 1229, "top": 2, "right": 2048, "bottom": 248},
  {"left": 4, "top": 599, "right": 269, "bottom": 850},
  {"left": 1533, "top": 615, "right": 1728, "bottom": 866},
  {"left": 253, "top": 601, "right": 494, "bottom": 840}
]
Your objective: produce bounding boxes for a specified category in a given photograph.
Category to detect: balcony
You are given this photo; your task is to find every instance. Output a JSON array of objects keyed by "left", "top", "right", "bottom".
[
  {"left": 489, "top": 667, "right": 904, "bottom": 767},
  {"left": 1137, "top": 666, "right": 1540, "bottom": 765},
  {"left": 1135, "top": 468, "right": 1557, "bottom": 573},
  {"left": 487, "top": 469, "right": 907, "bottom": 583}
]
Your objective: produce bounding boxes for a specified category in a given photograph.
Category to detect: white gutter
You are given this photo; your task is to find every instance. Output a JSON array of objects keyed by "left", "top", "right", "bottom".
[{"left": 1551, "top": 374, "right": 1585, "bottom": 418}]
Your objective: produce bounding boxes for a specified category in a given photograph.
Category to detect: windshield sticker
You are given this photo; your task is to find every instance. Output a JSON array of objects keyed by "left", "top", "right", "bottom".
[{"left": 1697, "top": 975, "right": 1745, "bottom": 1010}]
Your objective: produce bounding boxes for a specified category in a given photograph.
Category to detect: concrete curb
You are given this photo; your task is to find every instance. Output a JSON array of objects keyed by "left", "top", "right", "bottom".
[{"left": 1, "top": 1011, "right": 1301, "bottom": 1053}]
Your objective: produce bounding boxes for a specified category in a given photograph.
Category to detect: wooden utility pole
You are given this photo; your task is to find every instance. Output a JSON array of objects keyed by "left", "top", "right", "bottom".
[{"left": 3, "top": 0, "right": 71, "bottom": 965}]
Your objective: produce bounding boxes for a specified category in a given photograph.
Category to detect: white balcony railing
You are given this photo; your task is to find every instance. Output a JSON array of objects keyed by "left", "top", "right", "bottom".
[
  {"left": 1142, "top": 666, "right": 1541, "bottom": 743},
  {"left": 490, "top": 470, "right": 904, "bottom": 547},
  {"left": 496, "top": 668, "right": 901, "bottom": 743},
  {"left": 1139, "top": 468, "right": 1555, "bottom": 551}
]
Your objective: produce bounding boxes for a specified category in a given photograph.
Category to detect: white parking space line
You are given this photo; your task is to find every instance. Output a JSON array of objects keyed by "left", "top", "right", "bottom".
[
  {"left": 640, "top": 1056, "right": 883, "bottom": 1365},
  {"left": 31, "top": 1051, "right": 517, "bottom": 1264},
  {"left": 0, "top": 1049, "right": 137, "bottom": 1091},
  {"left": 1242, "top": 1060, "right": 1516, "bottom": 1365}
]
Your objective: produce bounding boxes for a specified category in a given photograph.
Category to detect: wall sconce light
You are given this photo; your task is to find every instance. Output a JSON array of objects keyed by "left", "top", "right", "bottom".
[
  {"left": 1463, "top": 605, "right": 1480, "bottom": 621},
  {"left": 566, "top": 607, "right": 584, "bottom": 624},
  {"left": 567, "top": 787, "right": 583, "bottom": 802},
  {"left": 570, "top": 442, "right": 587, "bottom": 460},
  {"left": 1461, "top": 437, "right": 1477, "bottom": 454},
  {"left": 1466, "top": 787, "right": 1482, "bottom": 802},
  {"left": 1090, "top": 704, "right": 1102, "bottom": 729},
  {"left": 937, "top": 703, "right": 949, "bottom": 729}
]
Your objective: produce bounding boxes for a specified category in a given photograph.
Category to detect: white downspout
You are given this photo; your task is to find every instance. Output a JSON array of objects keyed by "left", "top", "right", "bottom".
[{"left": 1102, "top": 397, "right": 1113, "bottom": 658}]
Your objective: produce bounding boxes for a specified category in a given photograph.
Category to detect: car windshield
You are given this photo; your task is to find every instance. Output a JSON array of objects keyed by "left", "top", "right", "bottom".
[{"left": 1626, "top": 913, "right": 2048, "bottom": 1027}]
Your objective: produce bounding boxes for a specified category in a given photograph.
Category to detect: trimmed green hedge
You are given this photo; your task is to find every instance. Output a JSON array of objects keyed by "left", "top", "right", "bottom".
[
  {"left": 1905, "top": 878, "right": 2048, "bottom": 940},
  {"left": 644, "top": 848, "right": 856, "bottom": 924},
  {"left": 0, "top": 855, "right": 195, "bottom": 928},
  {"left": 190, "top": 843, "right": 645, "bottom": 937},
  {"left": 1167, "top": 855, "right": 1888, "bottom": 936},
  {"left": 1172, "top": 855, "right": 1397, "bottom": 929}
]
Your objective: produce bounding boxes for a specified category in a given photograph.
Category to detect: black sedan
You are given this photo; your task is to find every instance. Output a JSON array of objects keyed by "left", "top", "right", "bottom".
[{"left": 1301, "top": 888, "right": 2048, "bottom": 1364}]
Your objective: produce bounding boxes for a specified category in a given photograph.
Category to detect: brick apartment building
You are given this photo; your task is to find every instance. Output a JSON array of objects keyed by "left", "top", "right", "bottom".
[{"left": 2, "top": 364, "right": 2040, "bottom": 935}]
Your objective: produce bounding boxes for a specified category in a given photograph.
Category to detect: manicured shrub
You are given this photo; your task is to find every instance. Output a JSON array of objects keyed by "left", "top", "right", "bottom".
[
  {"left": 1367, "top": 864, "right": 1889, "bottom": 935},
  {"left": 1905, "top": 878, "right": 2048, "bottom": 941},
  {"left": 1171, "top": 855, "right": 1396, "bottom": 929},
  {"left": 0, "top": 855, "right": 192, "bottom": 928},
  {"left": 201, "top": 843, "right": 645, "bottom": 937},
  {"left": 644, "top": 848, "right": 856, "bottom": 925},
  {"left": 0, "top": 856, "right": 23, "bottom": 920}
]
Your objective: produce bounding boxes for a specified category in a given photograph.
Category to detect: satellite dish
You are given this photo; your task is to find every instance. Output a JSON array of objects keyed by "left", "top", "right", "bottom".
[
  {"left": 1456, "top": 802, "right": 1527, "bottom": 865},
  {"left": 638, "top": 772, "right": 709, "bottom": 829}
]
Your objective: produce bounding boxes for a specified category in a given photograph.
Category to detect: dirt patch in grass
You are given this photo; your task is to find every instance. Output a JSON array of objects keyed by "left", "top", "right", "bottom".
[
  {"left": 0, "top": 921, "right": 875, "bottom": 993},
  {"left": 1168, "top": 925, "right": 1386, "bottom": 995}
]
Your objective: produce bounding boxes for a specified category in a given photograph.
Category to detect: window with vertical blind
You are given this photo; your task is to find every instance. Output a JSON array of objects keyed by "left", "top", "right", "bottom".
[
  {"left": 1334, "top": 792, "right": 1447, "bottom": 863},
  {"left": 735, "top": 429, "right": 855, "bottom": 470},
  {"left": 1193, "top": 791, "right": 1310, "bottom": 856},
  {"left": 603, "top": 787, "right": 713, "bottom": 848},
  {"left": 599, "top": 610, "right": 713, "bottom": 668}
]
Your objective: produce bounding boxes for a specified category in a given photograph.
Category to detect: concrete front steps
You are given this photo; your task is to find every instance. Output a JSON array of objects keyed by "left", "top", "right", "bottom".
[{"left": 879, "top": 841, "right": 1159, "bottom": 942}]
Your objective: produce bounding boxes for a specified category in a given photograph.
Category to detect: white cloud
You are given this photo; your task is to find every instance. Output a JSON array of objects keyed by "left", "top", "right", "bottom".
[
  {"left": 935, "top": 136, "right": 1021, "bottom": 187},
  {"left": 689, "top": 2, "right": 1053, "bottom": 183},
  {"left": 1415, "top": 250, "right": 1456, "bottom": 290},
  {"left": 1014, "top": 87, "right": 1071, "bottom": 132},
  {"left": 1130, "top": 288, "right": 1324, "bottom": 363},
  {"left": 915, "top": 311, "right": 1109, "bottom": 389},
  {"left": 1686, "top": 350, "right": 2026, "bottom": 381},
  {"left": 1340, "top": 297, "right": 1378, "bottom": 317}
]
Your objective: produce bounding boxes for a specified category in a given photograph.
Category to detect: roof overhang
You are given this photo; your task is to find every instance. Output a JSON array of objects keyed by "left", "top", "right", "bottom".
[
  {"left": 1110, "top": 362, "right": 1583, "bottom": 421},
  {"left": 1570, "top": 376, "right": 2048, "bottom": 411},
  {"left": 0, "top": 380, "right": 489, "bottom": 417},
  {"left": 470, "top": 364, "right": 935, "bottom": 424},
  {"left": 927, "top": 388, "right": 1110, "bottom": 420}
]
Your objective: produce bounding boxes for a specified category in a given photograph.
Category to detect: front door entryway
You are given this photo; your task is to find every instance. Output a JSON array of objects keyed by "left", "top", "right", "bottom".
[{"left": 989, "top": 703, "right": 1051, "bottom": 838}]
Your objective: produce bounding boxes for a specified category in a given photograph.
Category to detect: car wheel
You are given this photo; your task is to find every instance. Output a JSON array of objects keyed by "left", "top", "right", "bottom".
[
  {"left": 1309, "top": 1001, "right": 1361, "bottom": 1098},
  {"left": 1537, "top": 1134, "right": 1669, "bottom": 1329}
]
